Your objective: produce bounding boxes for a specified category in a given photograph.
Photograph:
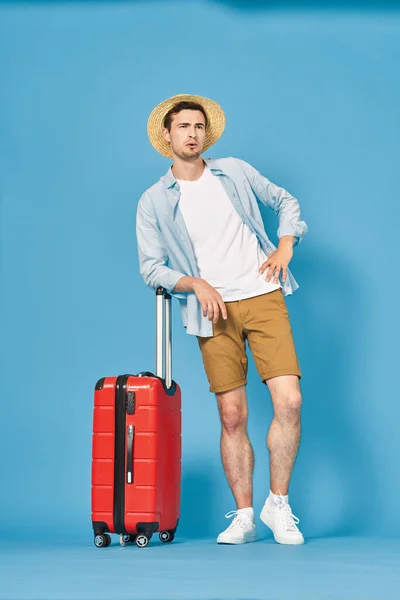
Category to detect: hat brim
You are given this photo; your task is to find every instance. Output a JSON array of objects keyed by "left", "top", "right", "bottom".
[{"left": 147, "top": 93, "right": 226, "bottom": 159}]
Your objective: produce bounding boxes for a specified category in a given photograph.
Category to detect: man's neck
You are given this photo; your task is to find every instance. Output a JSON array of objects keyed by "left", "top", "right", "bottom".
[{"left": 171, "top": 157, "right": 205, "bottom": 181}]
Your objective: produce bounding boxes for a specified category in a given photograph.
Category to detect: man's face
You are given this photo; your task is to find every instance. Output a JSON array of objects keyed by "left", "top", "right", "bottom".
[{"left": 163, "top": 109, "right": 207, "bottom": 161}]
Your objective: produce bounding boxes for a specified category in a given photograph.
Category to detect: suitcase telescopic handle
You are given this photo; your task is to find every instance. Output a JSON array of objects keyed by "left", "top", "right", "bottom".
[{"left": 156, "top": 287, "right": 172, "bottom": 389}]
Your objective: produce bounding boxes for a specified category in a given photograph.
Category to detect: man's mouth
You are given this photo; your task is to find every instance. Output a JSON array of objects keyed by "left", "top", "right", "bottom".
[{"left": 186, "top": 142, "right": 197, "bottom": 148}]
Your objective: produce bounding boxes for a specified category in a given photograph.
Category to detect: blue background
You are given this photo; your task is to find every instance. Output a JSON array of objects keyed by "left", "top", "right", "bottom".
[{"left": 1, "top": 1, "right": 400, "bottom": 551}]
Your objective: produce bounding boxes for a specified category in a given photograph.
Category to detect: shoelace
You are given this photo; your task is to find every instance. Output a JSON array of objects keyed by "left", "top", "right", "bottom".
[
  {"left": 224, "top": 510, "right": 252, "bottom": 530},
  {"left": 275, "top": 491, "right": 300, "bottom": 532}
]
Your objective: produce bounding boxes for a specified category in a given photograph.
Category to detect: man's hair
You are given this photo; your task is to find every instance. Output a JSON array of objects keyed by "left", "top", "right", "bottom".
[{"left": 163, "top": 101, "right": 209, "bottom": 132}]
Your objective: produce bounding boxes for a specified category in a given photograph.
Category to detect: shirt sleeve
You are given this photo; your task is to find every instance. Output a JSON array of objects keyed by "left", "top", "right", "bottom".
[
  {"left": 235, "top": 158, "right": 308, "bottom": 246},
  {"left": 136, "top": 192, "right": 187, "bottom": 295}
]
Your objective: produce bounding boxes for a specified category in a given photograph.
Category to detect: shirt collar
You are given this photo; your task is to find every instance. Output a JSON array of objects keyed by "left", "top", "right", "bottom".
[{"left": 161, "top": 158, "right": 224, "bottom": 193}]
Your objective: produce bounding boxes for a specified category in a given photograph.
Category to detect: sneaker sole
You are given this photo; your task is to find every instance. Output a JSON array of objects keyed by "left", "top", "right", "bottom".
[
  {"left": 260, "top": 508, "right": 304, "bottom": 545},
  {"left": 217, "top": 533, "right": 257, "bottom": 545}
]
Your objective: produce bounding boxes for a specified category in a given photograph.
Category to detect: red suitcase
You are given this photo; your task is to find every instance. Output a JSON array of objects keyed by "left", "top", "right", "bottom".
[{"left": 91, "top": 287, "right": 181, "bottom": 549}]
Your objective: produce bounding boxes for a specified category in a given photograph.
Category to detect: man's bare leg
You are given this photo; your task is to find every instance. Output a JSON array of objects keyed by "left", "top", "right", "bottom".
[
  {"left": 260, "top": 374, "right": 304, "bottom": 544},
  {"left": 216, "top": 385, "right": 254, "bottom": 509},
  {"left": 265, "top": 374, "right": 302, "bottom": 495}
]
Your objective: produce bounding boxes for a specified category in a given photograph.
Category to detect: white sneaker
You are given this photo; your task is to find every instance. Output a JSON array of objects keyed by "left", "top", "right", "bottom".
[
  {"left": 260, "top": 494, "right": 304, "bottom": 545},
  {"left": 217, "top": 510, "right": 257, "bottom": 545}
]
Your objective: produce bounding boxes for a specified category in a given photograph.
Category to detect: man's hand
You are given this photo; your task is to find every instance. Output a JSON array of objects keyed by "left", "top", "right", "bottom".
[
  {"left": 192, "top": 279, "right": 227, "bottom": 323},
  {"left": 259, "top": 237, "right": 295, "bottom": 284}
]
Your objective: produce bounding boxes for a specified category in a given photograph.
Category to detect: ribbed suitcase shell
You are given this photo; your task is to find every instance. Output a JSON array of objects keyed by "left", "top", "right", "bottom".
[{"left": 91, "top": 373, "right": 181, "bottom": 539}]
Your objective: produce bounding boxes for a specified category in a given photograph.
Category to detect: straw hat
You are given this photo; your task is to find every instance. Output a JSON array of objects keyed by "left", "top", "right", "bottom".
[{"left": 147, "top": 93, "right": 226, "bottom": 158}]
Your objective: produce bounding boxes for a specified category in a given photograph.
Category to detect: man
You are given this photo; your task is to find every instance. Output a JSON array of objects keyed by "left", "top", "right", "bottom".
[{"left": 136, "top": 94, "right": 308, "bottom": 545}]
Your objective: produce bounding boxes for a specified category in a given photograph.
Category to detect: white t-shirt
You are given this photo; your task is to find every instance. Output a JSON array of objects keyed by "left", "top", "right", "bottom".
[{"left": 177, "top": 165, "right": 281, "bottom": 302}]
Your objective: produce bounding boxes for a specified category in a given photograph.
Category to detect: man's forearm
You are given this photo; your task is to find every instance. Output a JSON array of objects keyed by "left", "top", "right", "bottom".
[
  {"left": 173, "top": 276, "right": 198, "bottom": 293},
  {"left": 279, "top": 235, "right": 296, "bottom": 248}
]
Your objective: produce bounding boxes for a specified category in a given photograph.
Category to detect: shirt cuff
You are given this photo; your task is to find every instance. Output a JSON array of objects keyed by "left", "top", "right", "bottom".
[
  {"left": 278, "top": 222, "right": 308, "bottom": 247},
  {"left": 164, "top": 269, "right": 187, "bottom": 294}
]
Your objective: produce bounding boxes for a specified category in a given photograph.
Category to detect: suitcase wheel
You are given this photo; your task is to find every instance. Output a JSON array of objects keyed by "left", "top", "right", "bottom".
[
  {"left": 94, "top": 534, "right": 111, "bottom": 548},
  {"left": 159, "top": 530, "right": 174, "bottom": 543},
  {"left": 135, "top": 534, "right": 149, "bottom": 548},
  {"left": 120, "top": 534, "right": 132, "bottom": 546}
]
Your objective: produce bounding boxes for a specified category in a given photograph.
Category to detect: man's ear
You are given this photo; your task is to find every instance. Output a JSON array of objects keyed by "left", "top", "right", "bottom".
[{"left": 162, "top": 127, "right": 171, "bottom": 143}]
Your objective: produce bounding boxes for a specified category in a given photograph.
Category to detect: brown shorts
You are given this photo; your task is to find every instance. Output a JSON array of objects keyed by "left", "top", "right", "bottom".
[{"left": 196, "top": 289, "right": 302, "bottom": 394}]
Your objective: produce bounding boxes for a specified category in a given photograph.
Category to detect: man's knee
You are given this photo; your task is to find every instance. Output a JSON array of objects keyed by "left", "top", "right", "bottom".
[
  {"left": 267, "top": 375, "right": 302, "bottom": 416},
  {"left": 216, "top": 387, "right": 247, "bottom": 433},
  {"left": 273, "top": 389, "right": 302, "bottom": 420}
]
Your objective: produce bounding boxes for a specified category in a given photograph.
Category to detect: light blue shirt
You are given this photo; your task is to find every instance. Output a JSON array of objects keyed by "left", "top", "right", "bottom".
[{"left": 136, "top": 157, "right": 308, "bottom": 337}]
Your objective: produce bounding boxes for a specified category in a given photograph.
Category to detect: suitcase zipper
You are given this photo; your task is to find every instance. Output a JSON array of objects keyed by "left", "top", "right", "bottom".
[{"left": 113, "top": 375, "right": 130, "bottom": 535}]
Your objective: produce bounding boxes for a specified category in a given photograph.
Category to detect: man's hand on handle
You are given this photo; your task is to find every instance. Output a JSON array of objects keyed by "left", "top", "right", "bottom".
[
  {"left": 192, "top": 279, "right": 227, "bottom": 323},
  {"left": 173, "top": 276, "right": 227, "bottom": 323}
]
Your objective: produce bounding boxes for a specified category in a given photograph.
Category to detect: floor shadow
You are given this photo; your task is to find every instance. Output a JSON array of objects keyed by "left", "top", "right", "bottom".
[{"left": 212, "top": 0, "right": 400, "bottom": 9}]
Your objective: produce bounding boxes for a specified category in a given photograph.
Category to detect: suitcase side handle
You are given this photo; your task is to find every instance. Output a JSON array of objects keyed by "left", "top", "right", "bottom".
[
  {"left": 126, "top": 425, "right": 134, "bottom": 484},
  {"left": 156, "top": 287, "right": 172, "bottom": 389}
]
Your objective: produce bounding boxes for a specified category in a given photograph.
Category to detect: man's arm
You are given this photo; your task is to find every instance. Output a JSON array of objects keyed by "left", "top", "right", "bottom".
[
  {"left": 136, "top": 193, "right": 186, "bottom": 295},
  {"left": 172, "top": 276, "right": 197, "bottom": 292},
  {"left": 236, "top": 158, "right": 308, "bottom": 247},
  {"left": 279, "top": 235, "right": 296, "bottom": 249},
  {"left": 136, "top": 196, "right": 227, "bottom": 323}
]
